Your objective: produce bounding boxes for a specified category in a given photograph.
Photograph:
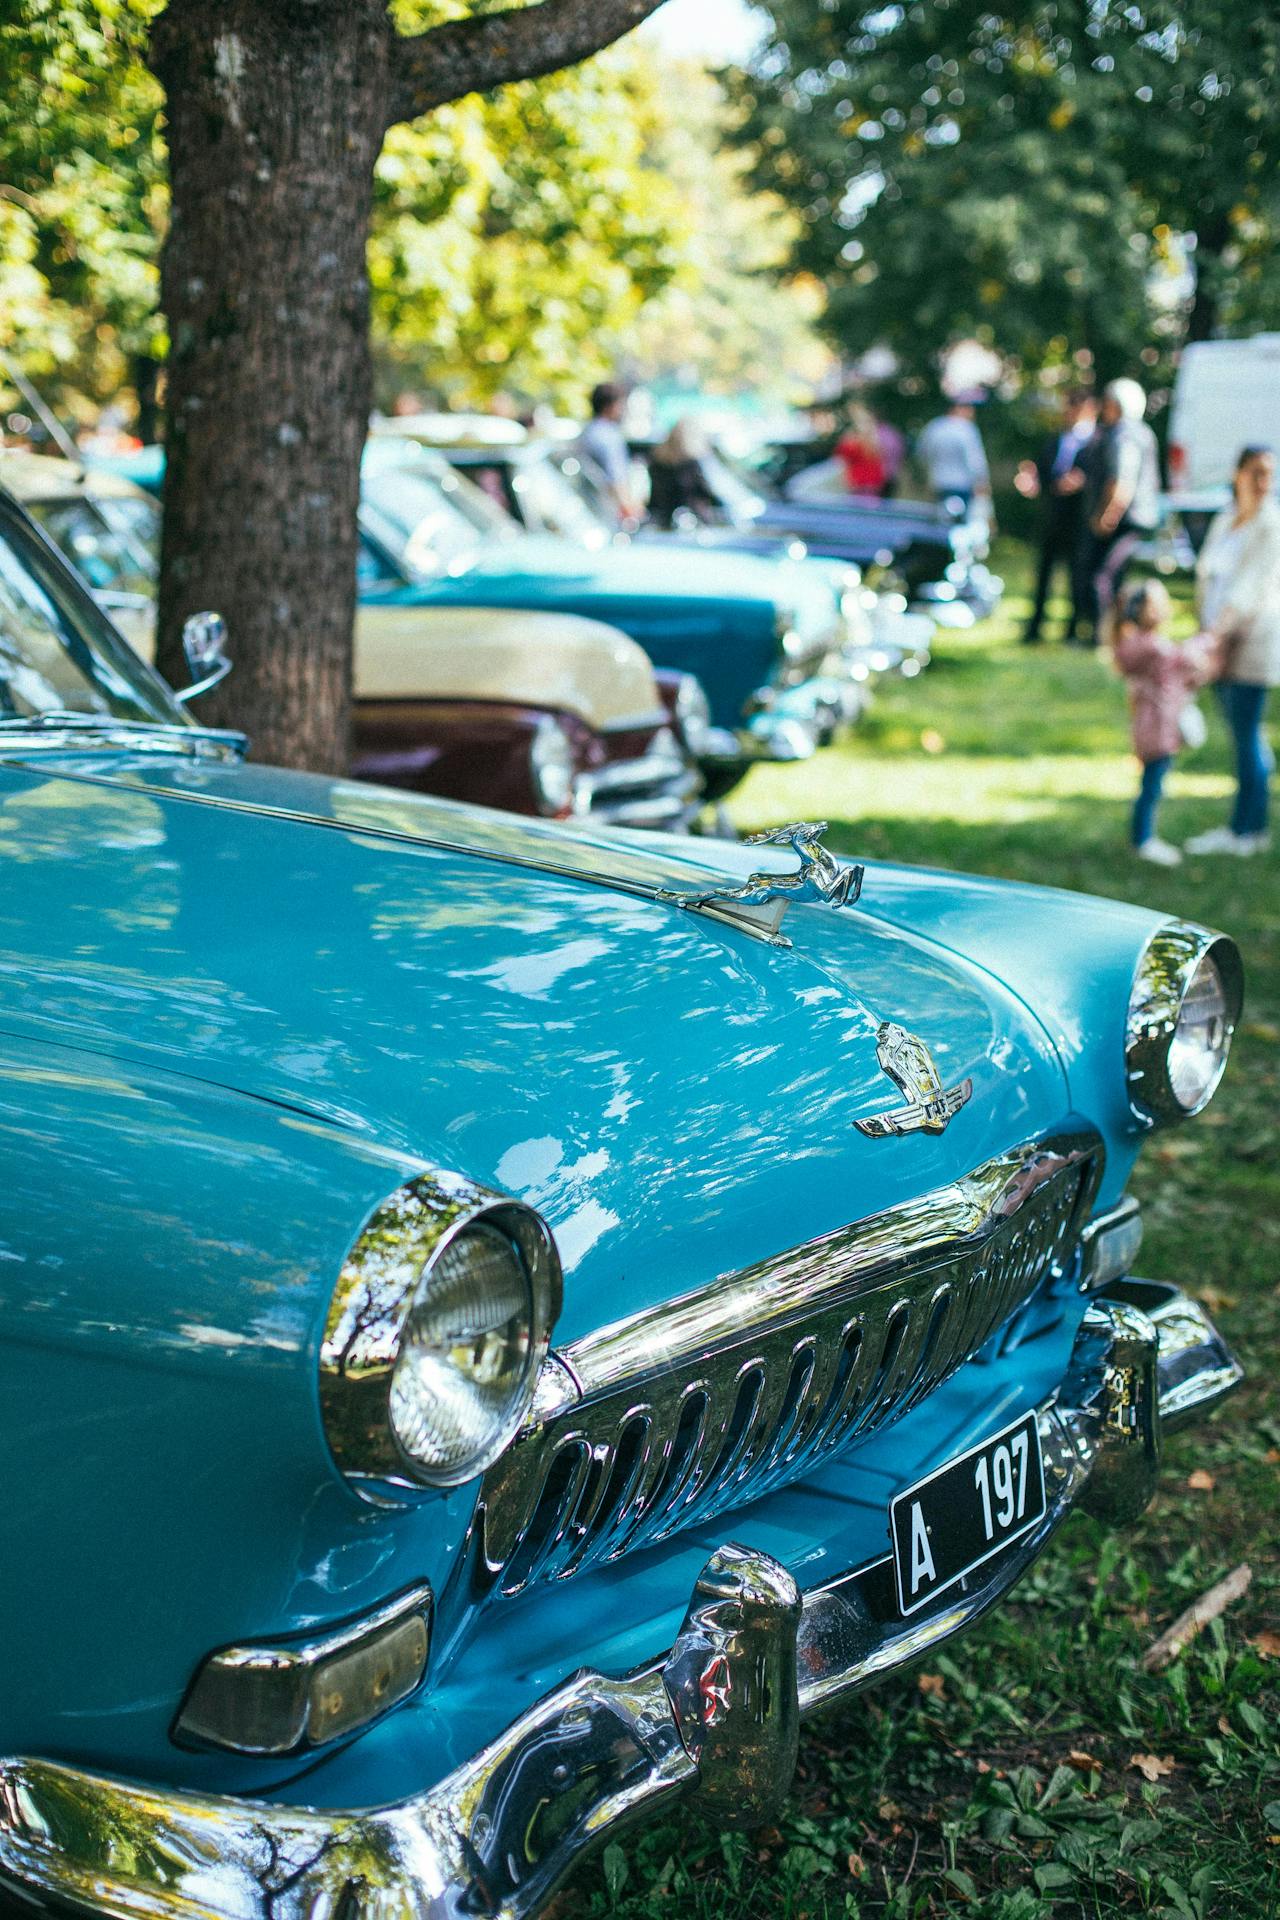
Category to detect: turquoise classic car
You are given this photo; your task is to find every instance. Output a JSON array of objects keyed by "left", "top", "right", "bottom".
[{"left": 0, "top": 489, "right": 1245, "bottom": 1920}]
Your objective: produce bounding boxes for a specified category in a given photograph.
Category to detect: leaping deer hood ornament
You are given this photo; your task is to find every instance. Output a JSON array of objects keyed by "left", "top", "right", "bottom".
[{"left": 661, "top": 823, "right": 864, "bottom": 947}]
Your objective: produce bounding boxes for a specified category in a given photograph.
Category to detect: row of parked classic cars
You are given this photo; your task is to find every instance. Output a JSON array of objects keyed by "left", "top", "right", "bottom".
[
  {"left": 0, "top": 425, "right": 1246, "bottom": 1920},
  {"left": 6, "top": 415, "right": 1001, "bottom": 835}
]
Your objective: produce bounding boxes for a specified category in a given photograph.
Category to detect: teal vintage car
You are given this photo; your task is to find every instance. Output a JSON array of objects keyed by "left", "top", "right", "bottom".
[
  {"left": 0, "top": 485, "right": 1245, "bottom": 1920},
  {"left": 359, "top": 438, "right": 869, "bottom": 761}
]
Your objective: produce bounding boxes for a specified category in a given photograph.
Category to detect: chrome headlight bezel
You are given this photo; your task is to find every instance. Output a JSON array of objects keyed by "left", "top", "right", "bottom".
[
  {"left": 1125, "top": 922, "right": 1243, "bottom": 1126},
  {"left": 320, "top": 1174, "right": 562, "bottom": 1505},
  {"left": 530, "top": 713, "right": 578, "bottom": 815}
]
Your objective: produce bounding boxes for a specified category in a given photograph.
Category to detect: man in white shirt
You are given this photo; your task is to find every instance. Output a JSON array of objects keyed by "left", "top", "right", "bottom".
[
  {"left": 916, "top": 394, "right": 992, "bottom": 516},
  {"left": 576, "top": 382, "right": 640, "bottom": 527}
]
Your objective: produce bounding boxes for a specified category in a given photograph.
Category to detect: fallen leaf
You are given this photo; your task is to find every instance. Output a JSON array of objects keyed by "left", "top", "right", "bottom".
[
  {"left": 1186, "top": 1469, "right": 1216, "bottom": 1492},
  {"left": 1218, "top": 1715, "right": 1233, "bottom": 1736},
  {"left": 918, "top": 1672, "right": 946, "bottom": 1697},
  {"left": 1251, "top": 1631, "right": 1280, "bottom": 1659},
  {"left": 877, "top": 1799, "right": 902, "bottom": 1822},
  {"left": 975, "top": 1759, "right": 992, "bottom": 1775},
  {"left": 846, "top": 1852, "right": 867, "bottom": 1879},
  {"left": 1265, "top": 1449, "right": 1280, "bottom": 1465},
  {"left": 1067, "top": 1750, "right": 1100, "bottom": 1772},
  {"left": 1130, "top": 1753, "right": 1176, "bottom": 1782},
  {"left": 1197, "top": 1286, "right": 1236, "bottom": 1314}
]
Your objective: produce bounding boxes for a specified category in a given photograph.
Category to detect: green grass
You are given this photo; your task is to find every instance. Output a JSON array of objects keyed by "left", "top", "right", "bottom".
[{"left": 555, "top": 547, "right": 1280, "bottom": 1920}]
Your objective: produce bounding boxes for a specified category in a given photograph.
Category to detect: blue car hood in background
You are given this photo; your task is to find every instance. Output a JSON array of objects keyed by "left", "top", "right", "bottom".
[
  {"left": 456, "top": 534, "right": 831, "bottom": 623},
  {"left": 0, "top": 757, "right": 1071, "bottom": 1338}
]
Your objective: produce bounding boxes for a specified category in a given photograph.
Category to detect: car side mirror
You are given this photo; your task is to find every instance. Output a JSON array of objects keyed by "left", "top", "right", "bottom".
[{"left": 176, "top": 611, "right": 232, "bottom": 705}]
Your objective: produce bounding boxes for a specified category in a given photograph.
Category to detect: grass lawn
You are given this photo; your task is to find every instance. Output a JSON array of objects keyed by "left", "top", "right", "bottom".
[{"left": 558, "top": 545, "right": 1280, "bottom": 1920}]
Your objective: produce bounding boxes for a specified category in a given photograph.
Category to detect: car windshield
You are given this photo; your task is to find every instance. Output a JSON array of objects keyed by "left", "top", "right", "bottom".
[
  {"left": 360, "top": 451, "right": 522, "bottom": 581},
  {"left": 27, "top": 493, "right": 160, "bottom": 597},
  {"left": 0, "top": 499, "right": 181, "bottom": 724},
  {"left": 493, "top": 451, "right": 612, "bottom": 547}
]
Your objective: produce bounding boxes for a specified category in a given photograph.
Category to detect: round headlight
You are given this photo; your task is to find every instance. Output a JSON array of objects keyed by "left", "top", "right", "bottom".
[
  {"left": 321, "top": 1176, "right": 562, "bottom": 1503},
  {"left": 530, "top": 715, "right": 577, "bottom": 815},
  {"left": 1126, "top": 925, "right": 1243, "bottom": 1125}
]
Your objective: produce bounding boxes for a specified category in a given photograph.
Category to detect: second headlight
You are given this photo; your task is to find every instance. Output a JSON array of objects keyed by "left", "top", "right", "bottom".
[{"left": 1126, "top": 922, "right": 1243, "bottom": 1125}]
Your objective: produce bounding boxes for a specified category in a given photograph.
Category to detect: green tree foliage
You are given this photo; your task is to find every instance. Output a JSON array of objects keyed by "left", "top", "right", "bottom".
[
  {"left": 368, "top": 47, "right": 687, "bottom": 408},
  {"left": 1, "top": 3, "right": 828, "bottom": 430},
  {"left": 616, "top": 57, "right": 833, "bottom": 406},
  {"left": 0, "top": 0, "right": 165, "bottom": 420},
  {"left": 728, "top": 2, "right": 1280, "bottom": 391}
]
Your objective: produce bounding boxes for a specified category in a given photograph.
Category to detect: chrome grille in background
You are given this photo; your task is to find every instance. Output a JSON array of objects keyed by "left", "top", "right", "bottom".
[{"left": 462, "top": 1133, "right": 1100, "bottom": 1603}]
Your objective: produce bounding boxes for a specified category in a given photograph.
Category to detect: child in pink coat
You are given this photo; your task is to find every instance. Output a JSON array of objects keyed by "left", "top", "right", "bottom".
[{"left": 1112, "top": 580, "right": 1216, "bottom": 867}]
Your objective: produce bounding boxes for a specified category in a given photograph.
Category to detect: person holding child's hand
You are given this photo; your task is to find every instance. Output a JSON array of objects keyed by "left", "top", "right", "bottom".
[{"left": 1112, "top": 579, "right": 1216, "bottom": 868}]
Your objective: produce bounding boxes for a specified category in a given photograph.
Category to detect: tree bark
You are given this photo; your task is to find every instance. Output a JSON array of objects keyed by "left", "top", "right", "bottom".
[
  {"left": 150, "top": 0, "right": 391, "bottom": 769},
  {"left": 150, "top": 0, "right": 663, "bottom": 772},
  {"left": 389, "top": 0, "right": 663, "bottom": 123}
]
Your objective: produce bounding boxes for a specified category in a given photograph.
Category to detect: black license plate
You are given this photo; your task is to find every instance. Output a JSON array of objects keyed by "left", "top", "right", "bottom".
[{"left": 891, "top": 1411, "right": 1046, "bottom": 1617}]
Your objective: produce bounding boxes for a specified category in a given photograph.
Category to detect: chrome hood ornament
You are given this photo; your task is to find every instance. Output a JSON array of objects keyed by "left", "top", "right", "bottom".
[
  {"left": 661, "top": 823, "right": 863, "bottom": 947},
  {"left": 856, "top": 1021, "right": 974, "bottom": 1137}
]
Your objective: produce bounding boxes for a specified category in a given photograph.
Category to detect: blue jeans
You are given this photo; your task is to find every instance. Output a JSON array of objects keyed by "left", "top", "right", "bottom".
[
  {"left": 1133, "top": 756, "right": 1171, "bottom": 847},
  {"left": 1219, "top": 682, "right": 1273, "bottom": 836}
]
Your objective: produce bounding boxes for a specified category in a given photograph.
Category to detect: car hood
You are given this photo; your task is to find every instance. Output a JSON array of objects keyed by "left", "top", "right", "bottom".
[
  {"left": 455, "top": 534, "right": 829, "bottom": 620},
  {"left": 354, "top": 604, "right": 664, "bottom": 729},
  {"left": 0, "top": 758, "right": 1070, "bottom": 1340}
]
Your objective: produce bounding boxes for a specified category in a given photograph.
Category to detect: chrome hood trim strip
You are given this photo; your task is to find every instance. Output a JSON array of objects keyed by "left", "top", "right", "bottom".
[{"left": 2, "top": 762, "right": 826, "bottom": 946}]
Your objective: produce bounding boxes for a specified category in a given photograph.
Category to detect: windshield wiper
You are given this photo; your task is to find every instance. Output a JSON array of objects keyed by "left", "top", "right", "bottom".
[{"left": 0, "top": 711, "right": 246, "bottom": 760}]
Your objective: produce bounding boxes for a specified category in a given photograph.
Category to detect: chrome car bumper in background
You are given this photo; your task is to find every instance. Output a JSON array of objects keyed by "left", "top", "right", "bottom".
[
  {"left": 0, "top": 1281, "right": 1240, "bottom": 1920},
  {"left": 573, "top": 741, "right": 704, "bottom": 833}
]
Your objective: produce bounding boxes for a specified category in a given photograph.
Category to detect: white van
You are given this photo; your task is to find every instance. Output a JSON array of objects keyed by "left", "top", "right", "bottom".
[{"left": 1168, "top": 334, "right": 1280, "bottom": 505}]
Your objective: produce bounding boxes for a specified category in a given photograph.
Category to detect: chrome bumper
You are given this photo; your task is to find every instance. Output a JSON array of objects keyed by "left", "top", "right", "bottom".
[
  {"left": 573, "top": 748, "right": 703, "bottom": 833},
  {"left": 0, "top": 1282, "right": 1240, "bottom": 1920}
]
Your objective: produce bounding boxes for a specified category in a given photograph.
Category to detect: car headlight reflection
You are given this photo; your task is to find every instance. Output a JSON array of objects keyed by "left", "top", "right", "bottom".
[
  {"left": 1126, "top": 924, "right": 1243, "bottom": 1125},
  {"left": 321, "top": 1176, "right": 562, "bottom": 1503}
]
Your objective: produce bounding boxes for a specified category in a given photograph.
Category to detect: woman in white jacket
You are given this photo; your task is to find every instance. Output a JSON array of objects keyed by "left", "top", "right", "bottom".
[{"left": 1186, "top": 446, "right": 1280, "bottom": 856}]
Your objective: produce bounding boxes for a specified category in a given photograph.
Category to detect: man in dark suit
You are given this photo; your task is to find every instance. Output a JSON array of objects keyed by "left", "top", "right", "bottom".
[{"left": 1017, "top": 389, "right": 1097, "bottom": 644}]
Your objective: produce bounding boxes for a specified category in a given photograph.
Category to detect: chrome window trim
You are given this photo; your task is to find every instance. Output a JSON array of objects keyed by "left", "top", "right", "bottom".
[
  {"left": 1125, "top": 921, "right": 1243, "bottom": 1125},
  {"left": 319, "top": 1173, "right": 562, "bottom": 1506}
]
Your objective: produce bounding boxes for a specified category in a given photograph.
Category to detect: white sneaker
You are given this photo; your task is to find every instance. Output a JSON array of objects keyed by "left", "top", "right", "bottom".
[
  {"left": 1185, "top": 825, "right": 1244, "bottom": 855},
  {"left": 1135, "top": 838, "right": 1183, "bottom": 867},
  {"left": 1231, "top": 832, "right": 1271, "bottom": 857}
]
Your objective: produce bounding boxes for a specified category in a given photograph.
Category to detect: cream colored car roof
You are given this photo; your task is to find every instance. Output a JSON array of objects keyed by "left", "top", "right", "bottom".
[
  {"left": 2, "top": 452, "right": 664, "bottom": 732},
  {"left": 1, "top": 449, "right": 143, "bottom": 502}
]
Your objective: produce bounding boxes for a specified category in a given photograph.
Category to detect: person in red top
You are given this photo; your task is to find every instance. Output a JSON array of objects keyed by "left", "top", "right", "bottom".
[{"left": 836, "top": 405, "right": 887, "bottom": 496}]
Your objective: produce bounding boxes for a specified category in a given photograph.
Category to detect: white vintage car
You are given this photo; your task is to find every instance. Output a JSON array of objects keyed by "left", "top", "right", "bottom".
[{"left": 3, "top": 452, "right": 706, "bottom": 830}]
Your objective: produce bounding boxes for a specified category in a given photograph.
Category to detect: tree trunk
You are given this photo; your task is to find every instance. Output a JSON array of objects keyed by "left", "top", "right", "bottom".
[{"left": 150, "top": 0, "right": 391, "bottom": 770}]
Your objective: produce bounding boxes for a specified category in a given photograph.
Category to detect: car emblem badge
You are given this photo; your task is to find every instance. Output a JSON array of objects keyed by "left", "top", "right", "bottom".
[{"left": 856, "top": 1022, "right": 973, "bottom": 1137}]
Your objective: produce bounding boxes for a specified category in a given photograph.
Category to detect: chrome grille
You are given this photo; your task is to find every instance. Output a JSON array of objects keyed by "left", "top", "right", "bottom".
[{"left": 465, "top": 1134, "right": 1100, "bottom": 1601}]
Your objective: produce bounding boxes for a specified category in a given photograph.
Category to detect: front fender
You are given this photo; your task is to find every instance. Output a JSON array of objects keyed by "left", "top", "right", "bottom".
[
  {"left": 862, "top": 863, "right": 1166, "bottom": 1203},
  {"left": 0, "top": 1030, "right": 477, "bottom": 1792}
]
